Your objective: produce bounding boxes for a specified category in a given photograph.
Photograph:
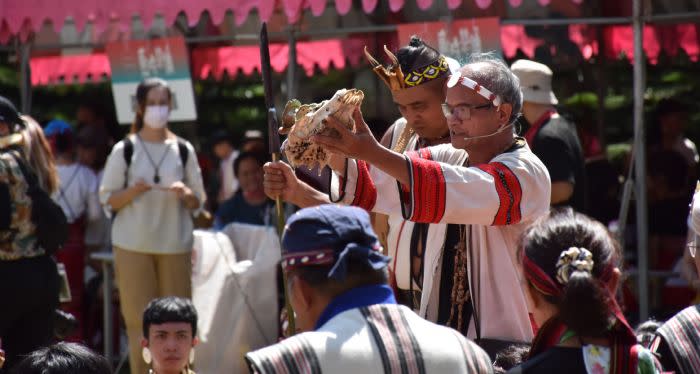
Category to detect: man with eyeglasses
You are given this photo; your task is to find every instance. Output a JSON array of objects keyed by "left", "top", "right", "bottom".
[
  {"left": 650, "top": 184, "right": 700, "bottom": 374},
  {"left": 287, "top": 53, "right": 551, "bottom": 356}
]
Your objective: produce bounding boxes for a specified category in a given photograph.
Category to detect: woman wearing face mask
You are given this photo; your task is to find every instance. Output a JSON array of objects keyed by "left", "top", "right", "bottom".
[{"left": 100, "top": 78, "right": 205, "bottom": 374}]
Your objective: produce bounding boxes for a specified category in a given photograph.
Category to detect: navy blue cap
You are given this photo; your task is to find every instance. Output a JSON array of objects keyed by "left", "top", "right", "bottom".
[{"left": 281, "top": 205, "right": 389, "bottom": 281}]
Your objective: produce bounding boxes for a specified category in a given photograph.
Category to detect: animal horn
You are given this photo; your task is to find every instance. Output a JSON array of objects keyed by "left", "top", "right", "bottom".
[
  {"left": 383, "top": 45, "right": 400, "bottom": 66},
  {"left": 364, "top": 46, "right": 381, "bottom": 68}
]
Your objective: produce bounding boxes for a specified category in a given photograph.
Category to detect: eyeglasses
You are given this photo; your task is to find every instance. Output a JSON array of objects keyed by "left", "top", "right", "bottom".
[{"left": 441, "top": 103, "right": 494, "bottom": 120}]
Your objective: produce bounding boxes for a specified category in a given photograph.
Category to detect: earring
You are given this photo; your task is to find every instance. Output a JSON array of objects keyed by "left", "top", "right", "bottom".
[
  {"left": 142, "top": 347, "right": 152, "bottom": 365},
  {"left": 189, "top": 349, "right": 195, "bottom": 365}
]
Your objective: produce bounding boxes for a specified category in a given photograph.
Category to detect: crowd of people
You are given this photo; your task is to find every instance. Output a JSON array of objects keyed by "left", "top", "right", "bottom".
[{"left": 0, "top": 35, "right": 699, "bottom": 374}]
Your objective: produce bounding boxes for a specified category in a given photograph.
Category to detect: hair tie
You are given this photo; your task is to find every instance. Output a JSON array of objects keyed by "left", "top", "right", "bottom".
[{"left": 555, "top": 247, "right": 594, "bottom": 285}]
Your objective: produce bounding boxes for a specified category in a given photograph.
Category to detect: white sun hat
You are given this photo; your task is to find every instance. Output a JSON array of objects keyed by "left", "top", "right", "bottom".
[{"left": 510, "top": 59, "right": 559, "bottom": 105}]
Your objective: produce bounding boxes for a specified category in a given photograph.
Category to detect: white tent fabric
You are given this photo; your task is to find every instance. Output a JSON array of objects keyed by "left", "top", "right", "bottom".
[{"left": 192, "top": 224, "right": 280, "bottom": 373}]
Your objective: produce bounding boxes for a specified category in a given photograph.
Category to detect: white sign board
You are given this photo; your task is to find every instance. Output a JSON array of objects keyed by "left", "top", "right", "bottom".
[{"left": 106, "top": 37, "right": 197, "bottom": 124}]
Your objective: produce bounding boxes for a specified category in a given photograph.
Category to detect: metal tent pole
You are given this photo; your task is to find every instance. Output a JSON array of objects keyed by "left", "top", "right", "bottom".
[
  {"left": 287, "top": 28, "right": 297, "bottom": 101},
  {"left": 633, "top": 0, "right": 649, "bottom": 322},
  {"left": 18, "top": 43, "right": 32, "bottom": 113},
  {"left": 595, "top": 26, "right": 608, "bottom": 151}
]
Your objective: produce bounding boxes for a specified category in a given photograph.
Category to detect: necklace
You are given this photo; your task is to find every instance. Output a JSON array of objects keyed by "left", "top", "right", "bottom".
[
  {"left": 447, "top": 225, "right": 470, "bottom": 332},
  {"left": 137, "top": 134, "right": 169, "bottom": 184}
]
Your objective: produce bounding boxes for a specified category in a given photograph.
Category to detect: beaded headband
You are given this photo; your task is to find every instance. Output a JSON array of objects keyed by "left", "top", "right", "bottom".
[
  {"left": 404, "top": 56, "right": 449, "bottom": 87},
  {"left": 280, "top": 242, "right": 385, "bottom": 279},
  {"left": 281, "top": 249, "right": 335, "bottom": 271}
]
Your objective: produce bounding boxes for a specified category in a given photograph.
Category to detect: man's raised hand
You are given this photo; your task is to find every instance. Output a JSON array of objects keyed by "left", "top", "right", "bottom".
[{"left": 312, "top": 108, "right": 379, "bottom": 162}]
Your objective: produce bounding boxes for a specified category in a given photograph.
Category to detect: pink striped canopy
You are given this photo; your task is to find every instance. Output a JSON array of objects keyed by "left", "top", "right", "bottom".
[
  {"left": 0, "top": 0, "right": 584, "bottom": 36},
  {"left": 29, "top": 24, "right": 699, "bottom": 86}
]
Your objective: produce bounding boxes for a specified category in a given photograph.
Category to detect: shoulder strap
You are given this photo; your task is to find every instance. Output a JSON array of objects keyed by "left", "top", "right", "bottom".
[
  {"left": 123, "top": 137, "right": 134, "bottom": 168},
  {"left": 58, "top": 165, "right": 82, "bottom": 221},
  {"left": 122, "top": 137, "right": 134, "bottom": 188},
  {"left": 177, "top": 139, "right": 189, "bottom": 168},
  {"left": 122, "top": 137, "right": 189, "bottom": 186}
]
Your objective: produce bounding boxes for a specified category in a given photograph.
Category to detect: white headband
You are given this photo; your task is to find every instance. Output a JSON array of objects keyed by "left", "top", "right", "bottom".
[{"left": 447, "top": 71, "right": 502, "bottom": 106}]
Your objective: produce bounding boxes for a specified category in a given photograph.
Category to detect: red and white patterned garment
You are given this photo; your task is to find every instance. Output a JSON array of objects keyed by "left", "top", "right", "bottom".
[
  {"left": 341, "top": 119, "right": 454, "bottom": 298},
  {"left": 330, "top": 138, "right": 551, "bottom": 343}
]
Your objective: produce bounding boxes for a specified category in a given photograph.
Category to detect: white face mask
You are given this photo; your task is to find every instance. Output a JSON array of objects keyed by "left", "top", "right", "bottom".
[{"left": 143, "top": 105, "right": 170, "bottom": 129}]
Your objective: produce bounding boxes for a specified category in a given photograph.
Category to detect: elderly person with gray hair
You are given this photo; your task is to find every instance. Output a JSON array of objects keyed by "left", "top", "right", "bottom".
[{"left": 266, "top": 53, "right": 551, "bottom": 356}]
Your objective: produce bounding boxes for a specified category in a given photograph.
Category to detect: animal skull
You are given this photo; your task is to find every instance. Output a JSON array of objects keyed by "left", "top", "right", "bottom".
[{"left": 282, "top": 88, "right": 364, "bottom": 171}]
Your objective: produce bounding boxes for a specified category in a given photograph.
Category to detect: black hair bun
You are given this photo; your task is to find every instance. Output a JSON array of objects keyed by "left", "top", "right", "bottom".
[{"left": 409, "top": 35, "right": 424, "bottom": 48}]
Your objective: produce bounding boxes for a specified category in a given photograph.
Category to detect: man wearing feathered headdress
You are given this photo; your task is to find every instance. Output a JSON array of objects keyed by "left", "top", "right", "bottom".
[{"left": 265, "top": 38, "right": 471, "bottom": 332}]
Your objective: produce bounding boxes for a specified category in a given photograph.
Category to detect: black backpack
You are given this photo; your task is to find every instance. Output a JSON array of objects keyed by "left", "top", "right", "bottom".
[
  {"left": 121, "top": 137, "right": 189, "bottom": 185},
  {"left": 7, "top": 151, "right": 69, "bottom": 255}
]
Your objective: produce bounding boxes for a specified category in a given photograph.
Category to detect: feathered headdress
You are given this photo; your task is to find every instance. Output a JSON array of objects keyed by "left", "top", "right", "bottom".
[{"left": 364, "top": 45, "right": 449, "bottom": 92}]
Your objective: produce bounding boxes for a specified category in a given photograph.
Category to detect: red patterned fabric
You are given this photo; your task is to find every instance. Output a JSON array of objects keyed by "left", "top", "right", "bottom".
[
  {"left": 351, "top": 160, "right": 377, "bottom": 212},
  {"left": 523, "top": 249, "right": 639, "bottom": 374},
  {"left": 404, "top": 149, "right": 446, "bottom": 224},
  {"left": 522, "top": 255, "right": 560, "bottom": 297},
  {"left": 529, "top": 319, "right": 639, "bottom": 374},
  {"left": 476, "top": 162, "right": 522, "bottom": 226}
]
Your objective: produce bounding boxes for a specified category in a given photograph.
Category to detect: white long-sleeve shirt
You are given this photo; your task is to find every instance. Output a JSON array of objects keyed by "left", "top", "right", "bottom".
[
  {"left": 100, "top": 135, "right": 206, "bottom": 254},
  {"left": 331, "top": 139, "right": 551, "bottom": 343}
]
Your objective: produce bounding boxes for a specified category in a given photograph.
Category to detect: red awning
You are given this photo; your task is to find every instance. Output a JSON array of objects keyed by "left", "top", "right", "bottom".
[
  {"left": 30, "top": 53, "right": 111, "bottom": 85},
  {"left": 28, "top": 38, "right": 367, "bottom": 85},
  {"left": 603, "top": 24, "right": 699, "bottom": 63},
  {"left": 192, "top": 38, "right": 366, "bottom": 79},
  {"left": 501, "top": 23, "right": 700, "bottom": 64},
  {"left": 0, "top": 0, "right": 584, "bottom": 36}
]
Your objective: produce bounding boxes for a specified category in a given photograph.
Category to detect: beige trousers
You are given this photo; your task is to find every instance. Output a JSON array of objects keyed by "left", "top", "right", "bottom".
[{"left": 114, "top": 247, "right": 192, "bottom": 374}]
